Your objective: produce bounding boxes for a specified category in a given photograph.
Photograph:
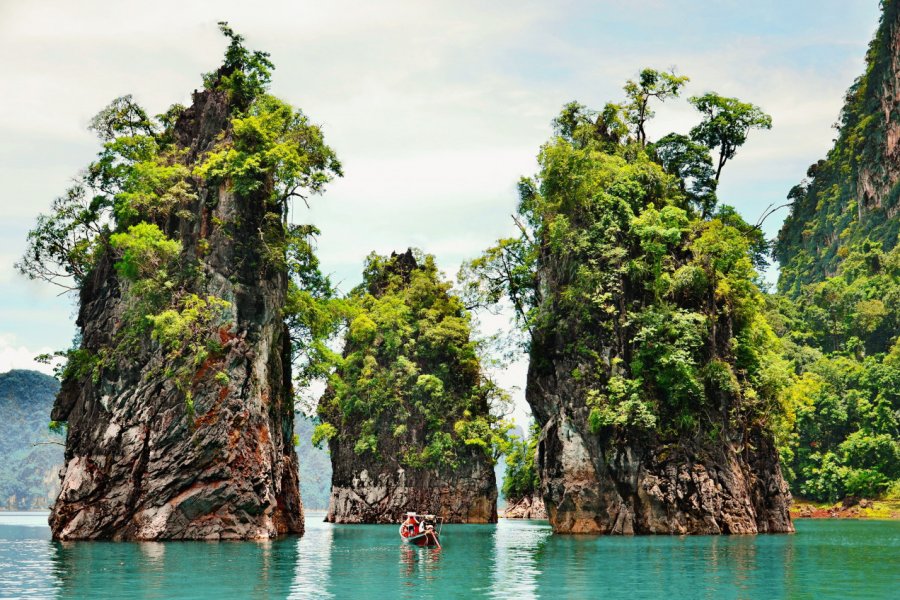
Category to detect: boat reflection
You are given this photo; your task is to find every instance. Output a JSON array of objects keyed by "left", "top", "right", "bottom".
[{"left": 399, "top": 543, "right": 443, "bottom": 582}]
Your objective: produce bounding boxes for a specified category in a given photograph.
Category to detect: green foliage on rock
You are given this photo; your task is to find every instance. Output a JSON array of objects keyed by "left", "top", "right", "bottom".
[
  {"left": 502, "top": 423, "right": 540, "bottom": 501},
  {"left": 194, "top": 94, "right": 341, "bottom": 210},
  {"left": 17, "top": 23, "right": 341, "bottom": 417},
  {"left": 772, "top": 2, "right": 900, "bottom": 502},
  {"left": 776, "top": 1, "right": 900, "bottom": 294},
  {"left": 748, "top": 6, "right": 900, "bottom": 499},
  {"left": 318, "top": 250, "right": 510, "bottom": 469},
  {"left": 463, "top": 70, "right": 782, "bottom": 440}
]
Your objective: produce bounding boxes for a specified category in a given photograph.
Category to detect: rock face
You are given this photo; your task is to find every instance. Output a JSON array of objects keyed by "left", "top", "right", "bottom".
[
  {"left": 48, "top": 88, "right": 303, "bottom": 540},
  {"left": 503, "top": 494, "right": 547, "bottom": 519},
  {"left": 321, "top": 250, "right": 498, "bottom": 524},
  {"left": 326, "top": 448, "right": 497, "bottom": 524},
  {"left": 856, "top": 1, "right": 900, "bottom": 215},
  {"left": 776, "top": 1, "right": 900, "bottom": 292},
  {"left": 528, "top": 337, "right": 793, "bottom": 535}
]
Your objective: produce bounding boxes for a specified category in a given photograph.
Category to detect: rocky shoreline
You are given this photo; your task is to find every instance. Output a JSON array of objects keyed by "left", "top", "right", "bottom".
[
  {"left": 790, "top": 498, "right": 900, "bottom": 520},
  {"left": 502, "top": 494, "right": 547, "bottom": 519}
]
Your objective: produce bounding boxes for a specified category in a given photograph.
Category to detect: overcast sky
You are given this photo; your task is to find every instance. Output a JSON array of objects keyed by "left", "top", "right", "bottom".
[{"left": 0, "top": 0, "right": 882, "bottom": 424}]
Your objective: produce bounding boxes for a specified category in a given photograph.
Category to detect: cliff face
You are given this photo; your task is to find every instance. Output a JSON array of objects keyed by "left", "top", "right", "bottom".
[
  {"left": 511, "top": 134, "right": 793, "bottom": 534},
  {"left": 48, "top": 88, "right": 303, "bottom": 540},
  {"left": 326, "top": 429, "right": 497, "bottom": 523},
  {"left": 320, "top": 250, "right": 499, "bottom": 524},
  {"left": 502, "top": 494, "right": 547, "bottom": 519},
  {"left": 776, "top": 1, "right": 900, "bottom": 293},
  {"left": 529, "top": 357, "right": 792, "bottom": 534}
]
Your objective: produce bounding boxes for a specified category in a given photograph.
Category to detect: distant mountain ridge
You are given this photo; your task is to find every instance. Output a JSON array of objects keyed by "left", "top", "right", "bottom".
[
  {"left": 0, "top": 370, "right": 62, "bottom": 510},
  {"left": 0, "top": 369, "right": 332, "bottom": 511}
]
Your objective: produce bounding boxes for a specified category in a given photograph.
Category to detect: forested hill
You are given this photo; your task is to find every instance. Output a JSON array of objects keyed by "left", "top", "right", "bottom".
[
  {"left": 0, "top": 369, "right": 332, "bottom": 510},
  {"left": 776, "top": 0, "right": 900, "bottom": 294},
  {"left": 769, "top": 1, "right": 900, "bottom": 503},
  {"left": 0, "top": 370, "right": 62, "bottom": 510}
]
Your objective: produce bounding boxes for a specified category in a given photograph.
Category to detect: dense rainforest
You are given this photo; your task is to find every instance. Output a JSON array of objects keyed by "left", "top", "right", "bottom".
[
  {"left": 773, "top": 0, "right": 900, "bottom": 502},
  {"left": 497, "top": 0, "right": 900, "bottom": 511}
]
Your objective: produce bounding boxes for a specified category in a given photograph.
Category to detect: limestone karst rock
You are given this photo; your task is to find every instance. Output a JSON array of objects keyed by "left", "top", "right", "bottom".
[
  {"left": 463, "top": 89, "right": 796, "bottom": 534},
  {"left": 502, "top": 494, "right": 547, "bottom": 520},
  {"left": 48, "top": 87, "right": 303, "bottom": 540},
  {"left": 527, "top": 220, "right": 794, "bottom": 534},
  {"left": 40, "top": 27, "right": 342, "bottom": 539},
  {"left": 319, "top": 250, "right": 499, "bottom": 524}
]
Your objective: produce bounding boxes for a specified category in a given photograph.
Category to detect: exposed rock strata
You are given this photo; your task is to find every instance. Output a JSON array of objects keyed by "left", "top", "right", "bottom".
[
  {"left": 326, "top": 454, "right": 497, "bottom": 524},
  {"left": 503, "top": 494, "right": 547, "bottom": 519},
  {"left": 48, "top": 88, "right": 303, "bottom": 540}
]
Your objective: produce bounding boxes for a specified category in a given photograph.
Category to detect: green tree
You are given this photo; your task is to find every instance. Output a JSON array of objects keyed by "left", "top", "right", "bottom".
[
  {"left": 623, "top": 68, "right": 690, "bottom": 146},
  {"left": 502, "top": 423, "right": 540, "bottom": 500},
  {"left": 688, "top": 92, "right": 772, "bottom": 182},
  {"left": 652, "top": 133, "right": 718, "bottom": 217},
  {"left": 464, "top": 83, "right": 787, "bottom": 443},
  {"left": 319, "top": 250, "right": 511, "bottom": 468}
]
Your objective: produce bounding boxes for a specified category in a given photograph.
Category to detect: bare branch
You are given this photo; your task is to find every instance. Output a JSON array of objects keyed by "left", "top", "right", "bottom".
[
  {"left": 510, "top": 214, "right": 534, "bottom": 244},
  {"left": 752, "top": 202, "right": 792, "bottom": 230}
]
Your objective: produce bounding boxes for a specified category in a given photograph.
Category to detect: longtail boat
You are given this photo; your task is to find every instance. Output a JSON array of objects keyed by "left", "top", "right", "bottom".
[{"left": 399, "top": 512, "right": 442, "bottom": 548}]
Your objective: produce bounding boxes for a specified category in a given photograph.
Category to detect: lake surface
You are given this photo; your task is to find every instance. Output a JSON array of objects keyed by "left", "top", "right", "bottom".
[{"left": 1, "top": 511, "right": 898, "bottom": 599}]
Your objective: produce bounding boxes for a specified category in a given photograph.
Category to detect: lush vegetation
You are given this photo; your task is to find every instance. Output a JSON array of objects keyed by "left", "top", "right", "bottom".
[
  {"left": 462, "top": 68, "right": 783, "bottom": 444},
  {"left": 14, "top": 12, "right": 899, "bottom": 508},
  {"left": 501, "top": 423, "right": 540, "bottom": 501},
  {"left": 772, "top": 2, "right": 900, "bottom": 502},
  {"left": 316, "top": 250, "right": 511, "bottom": 469},
  {"left": 0, "top": 371, "right": 63, "bottom": 510},
  {"left": 17, "top": 23, "right": 341, "bottom": 416},
  {"left": 775, "top": 1, "right": 900, "bottom": 295}
]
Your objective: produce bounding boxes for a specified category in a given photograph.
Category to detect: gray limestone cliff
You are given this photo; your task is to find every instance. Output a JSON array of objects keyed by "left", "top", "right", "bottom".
[{"left": 48, "top": 87, "right": 303, "bottom": 540}]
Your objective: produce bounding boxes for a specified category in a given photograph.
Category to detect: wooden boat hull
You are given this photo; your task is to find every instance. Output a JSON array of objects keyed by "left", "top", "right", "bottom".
[{"left": 400, "top": 530, "right": 441, "bottom": 547}]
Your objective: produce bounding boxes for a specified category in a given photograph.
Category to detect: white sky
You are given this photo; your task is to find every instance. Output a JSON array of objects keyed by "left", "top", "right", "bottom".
[{"left": 0, "top": 0, "right": 882, "bottom": 425}]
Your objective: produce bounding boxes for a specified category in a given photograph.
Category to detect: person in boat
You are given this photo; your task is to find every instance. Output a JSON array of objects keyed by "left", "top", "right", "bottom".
[{"left": 422, "top": 515, "right": 436, "bottom": 532}]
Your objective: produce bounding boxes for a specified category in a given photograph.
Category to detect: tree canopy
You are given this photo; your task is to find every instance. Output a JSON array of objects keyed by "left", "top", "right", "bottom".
[
  {"left": 688, "top": 92, "right": 772, "bottom": 182},
  {"left": 316, "top": 250, "right": 511, "bottom": 468}
]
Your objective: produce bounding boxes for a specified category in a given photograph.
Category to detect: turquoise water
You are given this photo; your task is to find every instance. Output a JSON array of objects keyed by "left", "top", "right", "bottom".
[{"left": 1, "top": 512, "right": 898, "bottom": 599}]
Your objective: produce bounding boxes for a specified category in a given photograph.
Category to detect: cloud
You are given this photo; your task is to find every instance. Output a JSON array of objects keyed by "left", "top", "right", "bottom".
[{"left": 0, "top": 334, "right": 56, "bottom": 376}]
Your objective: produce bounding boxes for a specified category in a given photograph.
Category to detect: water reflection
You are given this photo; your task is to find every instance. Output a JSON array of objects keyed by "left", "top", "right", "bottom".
[
  {"left": 399, "top": 545, "right": 442, "bottom": 589},
  {"left": 49, "top": 533, "right": 301, "bottom": 598},
  {"left": 289, "top": 516, "right": 333, "bottom": 599},
  {"left": 489, "top": 520, "right": 550, "bottom": 598},
  {"left": 1, "top": 514, "right": 899, "bottom": 599}
]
